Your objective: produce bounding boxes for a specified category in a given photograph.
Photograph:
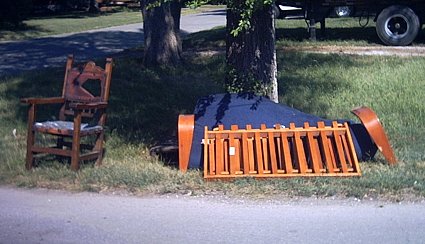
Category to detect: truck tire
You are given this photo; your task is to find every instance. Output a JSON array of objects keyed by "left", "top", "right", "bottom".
[{"left": 376, "top": 5, "right": 420, "bottom": 46}]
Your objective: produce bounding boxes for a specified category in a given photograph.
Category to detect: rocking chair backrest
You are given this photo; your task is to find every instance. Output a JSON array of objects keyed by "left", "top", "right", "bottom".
[{"left": 59, "top": 55, "right": 113, "bottom": 121}]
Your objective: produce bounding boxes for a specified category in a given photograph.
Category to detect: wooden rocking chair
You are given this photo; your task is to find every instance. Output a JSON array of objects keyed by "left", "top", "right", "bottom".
[{"left": 21, "top": 55, "right": 113, "bottom": 170}]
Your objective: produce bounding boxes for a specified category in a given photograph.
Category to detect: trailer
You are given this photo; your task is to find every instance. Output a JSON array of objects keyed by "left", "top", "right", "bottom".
[{"left": 275, "top": 0, "right": 424, "bottom": 46}]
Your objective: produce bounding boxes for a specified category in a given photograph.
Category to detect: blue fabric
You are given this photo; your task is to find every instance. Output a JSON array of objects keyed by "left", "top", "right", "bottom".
[
  {"left": 34, "top": 121, "right": 102, "bottom": 134},
  {"left": 188, "top": 93, "right": 377, "bottom": 169}
]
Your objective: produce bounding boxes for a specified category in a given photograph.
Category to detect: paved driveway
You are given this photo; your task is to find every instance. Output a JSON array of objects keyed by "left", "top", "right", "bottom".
[{"left": 0, "top": 9, "right": 226, "bottom": 76}]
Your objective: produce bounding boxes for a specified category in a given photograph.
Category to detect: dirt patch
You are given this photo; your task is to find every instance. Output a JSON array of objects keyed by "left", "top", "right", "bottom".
[
  {"left": 183, "top": 45, "right": 425, "bottom": 58},
  {"left": 283, "top": 45, "right": 425, "bottom": 57}
]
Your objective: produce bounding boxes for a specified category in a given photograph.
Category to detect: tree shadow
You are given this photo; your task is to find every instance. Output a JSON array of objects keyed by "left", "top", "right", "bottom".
[
  {"left": 182, "top": 28, "right": 226, "bottom": 49},
  {"left": 276, "top": 51, "right": 363, "bottom": 117},
  {"left": 0, "top": 22, "right": 38, "bottom": 31},
  {"left": 0, "top": 24, "right": 53, "bottom": 42},
  {"left": 3, "top": 23, "right": 403, "bottom": 150},
  {"left": 277, "top": 25, "right": 425, "bottom": 45},
  {"left": 0, "top": 30, "right": 144, "bottom": 77},
  {"left": 7, "top": 53, "right": 225, "bottom": 146},
  {"left": 197, "top": 9, "right": 226, "bottom": 16},
  {"left": 277, "top": 26, "right": 381, "bottom": 44},
  {"left": 5, "top": 46, "right": 376, "bottom": 171},
  {"left": 30, "top": 8, "right": 140, "bottom": 20}
]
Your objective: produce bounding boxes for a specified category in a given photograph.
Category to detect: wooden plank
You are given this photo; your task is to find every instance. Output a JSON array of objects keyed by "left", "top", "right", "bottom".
[
  {"left": 281, "top": 131, "right": 294, "bottom": 173},
  {"left": 340, "top": 130, "right": 353, "bottom": 168},
  {"left": 80, "top": 151, "right": 101, "bottom": 161},
  {"left": 215, "top": 125, "right": 224, "bottom": 174},
  {"left": 70, "top": 112, "right": 82, "bottom": 171},
  {"left": 268, "top": 130, "right": 278, "bottom": 174},
  {"left": 254, "top": 130, "right": 264, "bottom": 175},
  {"left": 344, "top": 122, "right": 361, "bottom": 174},
  {"left": 246, "top": 125, "right": 257, "bottom": 174},
  {"left": 242, "top": 128, "right": 250, "bottom": 174},
  {"left": 328, "top": 136, "right": 340, "bottom": 172},
  {"left": 313, "top": 136, "right": 325, "bottom": 173},
  {"left": 317, "top": 121, "right": 334, "bottom": 173},
  {"left": 291, "top": 123, "right": 308, "bottom": 174},
  {"left": 209, "top": 138, "right": 216, "bottom": 175},
  {"left": 32, "top": 146, "right": 72, "bottom": 157},
  {"left": 203, "top": 126, "right": 210, "bottom": 177},
  {"left": 260, "top": 124, "right": 270, "bottom": 173},
  {"left": 26, "top": 104, "right": 36, "bottom": 170},
  {"left": 223, "top": 137, "right": 229, "bottom": 174},
  {"left": 304, "top": 122, "right": 321, "bottom": 173},
  {"left": 309, "top": 127, "right": 324, "bottom": 172},
  {"left": 332, "top": 121, "right": 348, "bottom": 173},
  {"left": 230, "top": 125, "right": 240, "bottom": 175},
  {"left": 274, "top": 124, "right": 284, "bottom": 172}
]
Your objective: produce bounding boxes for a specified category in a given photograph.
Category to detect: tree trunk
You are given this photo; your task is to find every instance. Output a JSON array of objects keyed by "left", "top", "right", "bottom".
[
  {"left": 88, "top": 0, "right": 100, "bottom": 13},
  {"left": 141, "top": 0, "right": 182, "bottom": 66},
  {"left": 226, "top": 3, "right": 278, "bottom": 102}
]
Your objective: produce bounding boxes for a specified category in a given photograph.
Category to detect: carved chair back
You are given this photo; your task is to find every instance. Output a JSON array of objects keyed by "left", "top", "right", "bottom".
[{"left": 59, "top": 55, "right": 113, "bottom": 124}]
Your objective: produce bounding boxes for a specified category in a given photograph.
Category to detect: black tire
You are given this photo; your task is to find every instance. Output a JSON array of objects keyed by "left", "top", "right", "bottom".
[{"left": 376, "top": 5, "right": 420, "bottom": 46}]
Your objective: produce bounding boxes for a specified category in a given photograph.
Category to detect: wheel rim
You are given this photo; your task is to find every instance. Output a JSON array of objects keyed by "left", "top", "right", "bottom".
[{"left": 384, "top": 14, "right": 409, "bottom": 39}]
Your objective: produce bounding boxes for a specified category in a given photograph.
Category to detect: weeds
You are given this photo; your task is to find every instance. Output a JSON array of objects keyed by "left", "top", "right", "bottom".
[{"left": 0, "top": 27, "right": 424, "bottom": 201}]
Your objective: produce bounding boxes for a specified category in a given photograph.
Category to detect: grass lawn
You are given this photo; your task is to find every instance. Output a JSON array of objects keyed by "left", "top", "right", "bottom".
[
  {"left": 0, "top": 8, "right": 142, "bottom": 41},
  {"left": 0, "top": 5, "right": 224, "bottom": 42},
  {"left": 275, "top": 18, "right": 425, "bottom": 47},
  {"left": 0, "top": 17, "right": 424, "bottom": 201}
]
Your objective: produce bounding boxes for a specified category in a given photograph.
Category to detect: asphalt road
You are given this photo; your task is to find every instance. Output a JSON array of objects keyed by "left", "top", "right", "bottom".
[
  {"left": 0, "top": 9, "right": 226, "bottom": 77},
  {"left": 1, "top": 186, "right": 425, "bottom": 244}
]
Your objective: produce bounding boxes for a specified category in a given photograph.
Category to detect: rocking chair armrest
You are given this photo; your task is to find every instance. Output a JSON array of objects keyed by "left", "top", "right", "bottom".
[
  {"left": 69, "top": 102, "right": 108, "bottom": 110},
  {"left": 20, "top": 97, "right": 65, "bottom": 105}
]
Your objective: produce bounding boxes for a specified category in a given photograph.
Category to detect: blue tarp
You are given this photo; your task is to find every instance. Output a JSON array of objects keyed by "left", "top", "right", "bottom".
[{"left": 188, "top": 93, "right": 377, "bottom": 169}]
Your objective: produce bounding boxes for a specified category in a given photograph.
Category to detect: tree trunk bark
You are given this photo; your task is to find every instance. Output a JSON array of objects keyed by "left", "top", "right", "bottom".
[
  {"left": 88, "top": 0, "right": 100, "bottom": 13},
  {"left": 226, "top": 3, "right": 278, "bottom": 102},
  {"left": 141, "top": 0, "right": 182, "bottom": 66}
]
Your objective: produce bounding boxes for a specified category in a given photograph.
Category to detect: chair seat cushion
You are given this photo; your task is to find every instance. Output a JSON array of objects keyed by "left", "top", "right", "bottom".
[{"left": 34, "top": 121, "right": 103, "bottom": 136}]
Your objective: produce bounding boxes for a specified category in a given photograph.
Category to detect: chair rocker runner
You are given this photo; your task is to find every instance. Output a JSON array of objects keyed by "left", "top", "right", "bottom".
[{"left": 21, "top": 55, "right": 113, "bottom": 170}]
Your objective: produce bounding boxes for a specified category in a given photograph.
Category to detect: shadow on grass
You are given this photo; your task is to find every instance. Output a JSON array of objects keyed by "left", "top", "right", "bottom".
[
  {"left": 0, "top": 30, "right": 144, "bottom": 76},
  {"left": 184, "top": 25, "right": 382, "bottom": 46},
  {"left": 4, "top": 27, "right": 376, "bottom": 147},
  {"left": 0, "top": 8, "right": 135, "bottom": 32},
  {"left": 7, "top": 52, "right": 360, "bottom": 148},
  {"left": 0, "top": 21, "right": 52, "bottom": 40},
  {"left": 0, "top": 22, "right": 37, "bottom": 31},
  {"left": 276, "top": 26, "right": 381, "bottom": 44},
  {"left": 185, "top": 25, "right": 425, "bottom": 48},
  {"left": 29, "top": 8, "right": 139, "bottom": 20},
  {"left": 183, "top": 28, "right": 226, "bottom": 50},
  {"left": 7, "top": 56, "right": 225, "bottom": 146},
  {"left": 277, "top": 26, "right": 425, "bottom": 45},
  {"left": 277, "top": 52, "right": 358, "bottom": 117}
]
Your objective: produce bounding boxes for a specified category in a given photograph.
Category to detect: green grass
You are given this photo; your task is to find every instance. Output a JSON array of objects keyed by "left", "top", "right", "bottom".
[
  {"left": 1, "top": 17, "right": 425, "bottom": 200},
  {"left": 0, "top": 5, "right": 224, "bottom": 42},
  {"left": 0, "top": 8, "right": 143, "bottom": 41},
  {"left": 3, "top": 8, "right": 424, "bottom": 46},
  {"left": 0, "top": 37, "right": 424, "bottom": 200},
  {"left": 182, "top": 18, "right": 425, "bottom": 48},
  {"left": 275, "top": 18, "right": 425, "bottom": 46}
]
